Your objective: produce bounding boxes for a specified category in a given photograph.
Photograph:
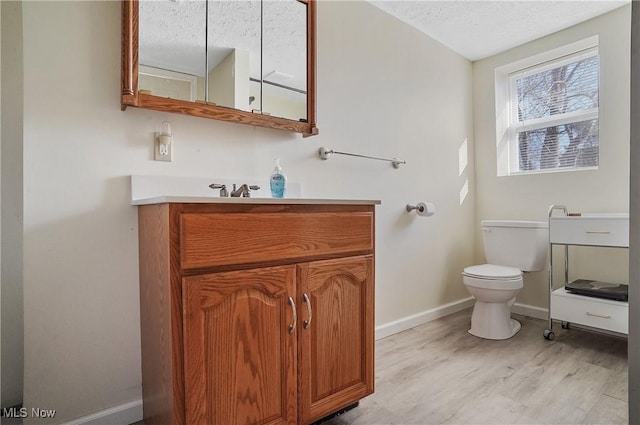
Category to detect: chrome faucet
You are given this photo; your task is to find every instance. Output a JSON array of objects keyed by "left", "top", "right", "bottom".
[{"left": 230, "top": 184, "right": 260, "bottom": 198}]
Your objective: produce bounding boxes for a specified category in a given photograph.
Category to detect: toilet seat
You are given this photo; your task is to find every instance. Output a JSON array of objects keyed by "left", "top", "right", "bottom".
[
  {"left": 463, "top": 264, "right": 523, "bottom": 290},
  {"left": 463, "top": 264, "right": 522, "bottom": 279}
]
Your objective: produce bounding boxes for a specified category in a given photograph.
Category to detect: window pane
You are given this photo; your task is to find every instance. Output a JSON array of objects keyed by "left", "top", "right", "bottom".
[
  {"left": 516, "top": 119, "right": 599, "bottom": 171},
  {"left": 516, "top": 55, "right": 599, "bottom": 122}
]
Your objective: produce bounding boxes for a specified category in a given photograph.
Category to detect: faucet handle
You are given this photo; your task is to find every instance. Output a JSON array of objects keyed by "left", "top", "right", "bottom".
[
  {"left": 209, "top": 183, "right": 228, "bottom": 197},
  {"left": 242, "top": 184, "right": 261, "bottom": 198}
]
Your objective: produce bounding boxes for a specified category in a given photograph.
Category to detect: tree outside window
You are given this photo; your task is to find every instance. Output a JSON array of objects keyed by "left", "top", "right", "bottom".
[{"left": 508, "top": 49, "right": 599, "bottom": 174}]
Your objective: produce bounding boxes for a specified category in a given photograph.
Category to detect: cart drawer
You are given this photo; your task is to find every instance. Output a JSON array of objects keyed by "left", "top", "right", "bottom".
[
  {"left": 550, "top": 288, "right": 628, "bottom": 334},
  {"left": 549, "top": 215, "right": 628, "bottom": 247}
]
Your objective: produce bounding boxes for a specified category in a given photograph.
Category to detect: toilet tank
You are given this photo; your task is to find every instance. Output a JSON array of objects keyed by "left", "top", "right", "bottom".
[{"left": 482, "top": 220, "right": 548, "bottom": 271}]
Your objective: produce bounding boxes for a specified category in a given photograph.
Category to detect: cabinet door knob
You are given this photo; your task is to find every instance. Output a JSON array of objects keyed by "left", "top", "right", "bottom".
[
  {"left": 303, "top": 293, "right": 313, "bottom": 329},
  {"left": 288, "top": 297, "right": 297, "bottom": 334}
]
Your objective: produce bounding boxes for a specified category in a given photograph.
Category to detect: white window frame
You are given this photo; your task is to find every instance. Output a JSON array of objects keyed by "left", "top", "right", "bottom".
[{"left": 494, "top": 36, "right": 600, "bottom": 176}]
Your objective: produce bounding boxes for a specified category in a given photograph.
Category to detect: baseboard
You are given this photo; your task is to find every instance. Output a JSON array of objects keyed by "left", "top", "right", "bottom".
[
  {"left": 61, "top": 399, "right": 142, "bottom": 425},
  {"left": 375, "top": 297, "right": 475, "bottom": 340},
  {"left": 512, "top": 302, "right": 549, "bottom": 320}
]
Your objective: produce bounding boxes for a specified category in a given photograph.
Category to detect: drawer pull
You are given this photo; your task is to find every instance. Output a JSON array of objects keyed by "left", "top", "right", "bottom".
[
  {"left": 586, "top": 231, "right": 611, "bottom": 235},
  {"left": 586, "top": 312, "right": 611, "bottom": 319},
  {"left": 288, "top": 297, "right": 297, "bottom": 334}
]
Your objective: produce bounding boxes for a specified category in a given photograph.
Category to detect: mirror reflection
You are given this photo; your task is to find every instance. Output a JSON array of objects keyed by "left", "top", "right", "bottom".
[
  {"left": 137, "top": 0, "right": 307, "bottom": 122},
  {"left": 262, "top": 1, "right": 307, "bottom": 121},
  {"left": 207, "top": 0, "right": 261, "bottom": 111},
  {"left": 139, "top": 0, "right": 206, "bottom": 102}
]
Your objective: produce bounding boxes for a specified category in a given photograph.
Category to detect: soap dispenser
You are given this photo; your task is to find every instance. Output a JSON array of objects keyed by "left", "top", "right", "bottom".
[{"left": 270, "top": 158, "right": 286, "bottom": 198}]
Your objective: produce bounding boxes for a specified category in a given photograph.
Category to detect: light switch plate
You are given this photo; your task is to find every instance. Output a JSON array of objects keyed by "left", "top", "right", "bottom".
[{"left": 154, "top": 132, "right": 173, "bottom": 162}]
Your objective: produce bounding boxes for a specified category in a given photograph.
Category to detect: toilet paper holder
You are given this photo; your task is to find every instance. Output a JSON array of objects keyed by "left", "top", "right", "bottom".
[
  {"left": 406, "top": 202, "right": 436, "bottom": 217},
  {"left": 406, "top": 204, "right": 424, "bottom": 213}
]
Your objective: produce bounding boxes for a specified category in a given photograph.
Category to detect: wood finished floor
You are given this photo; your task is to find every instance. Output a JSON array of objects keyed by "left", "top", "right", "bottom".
[
  {"left": 130, "top": 308, "right": 627, "bottom": 425},
  {"left": 323, "top": 309, "right": 628, "bottom": 425}
]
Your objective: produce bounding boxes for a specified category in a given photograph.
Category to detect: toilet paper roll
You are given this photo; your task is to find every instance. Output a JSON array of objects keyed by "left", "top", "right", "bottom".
[{"left": 415, "top": 202, "right": 435, "bottom": 217}]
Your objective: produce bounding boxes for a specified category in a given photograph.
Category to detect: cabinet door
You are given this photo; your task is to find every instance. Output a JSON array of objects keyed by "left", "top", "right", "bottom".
[
  {"left": 183, "top": 266, "right": 298, "bottom": 425},
  {"left": 297, "top": 256, "right": 375, "bottom": 424}
]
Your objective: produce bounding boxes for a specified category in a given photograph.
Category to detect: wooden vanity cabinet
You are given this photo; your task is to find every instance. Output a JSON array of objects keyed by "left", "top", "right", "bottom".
[{"left": 137, "top": 202, "right": 375, "bottom": 425}]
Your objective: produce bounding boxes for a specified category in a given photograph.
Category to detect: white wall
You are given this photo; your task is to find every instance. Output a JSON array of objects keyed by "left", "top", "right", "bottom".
[
  {"left": 473, "top": 5, "right": 631, "bottom": 309},
  {"left": 19, "top": 1, "right": 474, "bottom": 422},
  {"left": 208, "top": 50, "right": 237, "bottom": 108},
  {"left": 1, "top": 0, "right": 24, "bottom": 409},
  {"left": 628, "top": 3, "right": 640, "bottom": 422}
]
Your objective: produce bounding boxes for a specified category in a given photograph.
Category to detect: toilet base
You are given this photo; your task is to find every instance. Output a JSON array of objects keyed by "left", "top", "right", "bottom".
[{"left": 468, "top": 300, "right": 521, "bottom": 340}]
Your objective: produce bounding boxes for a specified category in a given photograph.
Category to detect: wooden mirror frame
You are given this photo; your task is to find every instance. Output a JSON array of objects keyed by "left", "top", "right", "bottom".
[{"left": 121, "top": 0, "right": 318, "bottom": 137}]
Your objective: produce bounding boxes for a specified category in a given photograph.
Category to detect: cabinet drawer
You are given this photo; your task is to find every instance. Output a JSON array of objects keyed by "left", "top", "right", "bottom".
[
  {"left": 180, "top": 212, "right": 374, "bottom": 269},
  {"left": 549, "top": 216, "right": 628, "bottom": 247},
  {"left": 550, "top": 288, "right": 628, "bottom": 334}
]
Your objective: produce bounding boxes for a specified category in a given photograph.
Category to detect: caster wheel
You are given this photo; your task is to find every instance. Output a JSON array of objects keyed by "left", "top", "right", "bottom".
[
  {"left": 561, "top": 321, "right": 570, "bottom": 329},
  {"left": 543, "top": 329, "right": 555, "bottom": 340}
]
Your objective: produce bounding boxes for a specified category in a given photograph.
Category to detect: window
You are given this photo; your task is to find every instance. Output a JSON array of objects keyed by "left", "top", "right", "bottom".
[{"left": 495, "top": 37, "right": 599, "bottom": 176}]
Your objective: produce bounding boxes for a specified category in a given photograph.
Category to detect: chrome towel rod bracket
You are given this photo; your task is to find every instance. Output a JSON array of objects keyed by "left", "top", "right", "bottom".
[{"left": 318, "top": 147, "right": 406, "bottom": 169}]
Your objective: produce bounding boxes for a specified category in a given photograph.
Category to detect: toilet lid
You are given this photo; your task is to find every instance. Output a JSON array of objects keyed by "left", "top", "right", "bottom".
[{"left": 463, "top": 264, "right": 522, "bottom": 279}]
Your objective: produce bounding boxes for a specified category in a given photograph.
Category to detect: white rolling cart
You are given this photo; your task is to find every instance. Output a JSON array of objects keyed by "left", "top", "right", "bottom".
[{"left": 544, "top": 205, "right": 629, "bottom": 340}]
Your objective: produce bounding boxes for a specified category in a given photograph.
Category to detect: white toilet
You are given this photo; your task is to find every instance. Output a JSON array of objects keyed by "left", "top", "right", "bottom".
[{"left": 463, "top": 220, "right": 548, "bottom": 340}]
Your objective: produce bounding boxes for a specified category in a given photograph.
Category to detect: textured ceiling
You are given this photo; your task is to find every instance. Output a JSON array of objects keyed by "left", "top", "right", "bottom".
[{"left": 370, "top": 0, "right": 629, "bottom": 61}]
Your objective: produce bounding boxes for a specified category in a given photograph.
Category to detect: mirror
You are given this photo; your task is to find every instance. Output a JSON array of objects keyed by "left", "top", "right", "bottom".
[{"left": 122, "top": 0, "right": 318, "bottom": 136}]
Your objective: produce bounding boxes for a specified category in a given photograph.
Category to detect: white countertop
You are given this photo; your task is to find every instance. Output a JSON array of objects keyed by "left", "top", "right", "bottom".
[
  {"left": 130, "top": 175, "right": 380, "bottom": 206},
  {"left": 132, "top": 195, "right": 381, "bottom": 206}
]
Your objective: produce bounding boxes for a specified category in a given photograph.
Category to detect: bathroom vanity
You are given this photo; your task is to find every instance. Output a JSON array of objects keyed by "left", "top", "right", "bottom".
[
  {"left": 546, "top": 206, "right": 629, "bottom": 339},
  {"left": 134, "top": 197, "right": 378, "bottom": 425}
]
